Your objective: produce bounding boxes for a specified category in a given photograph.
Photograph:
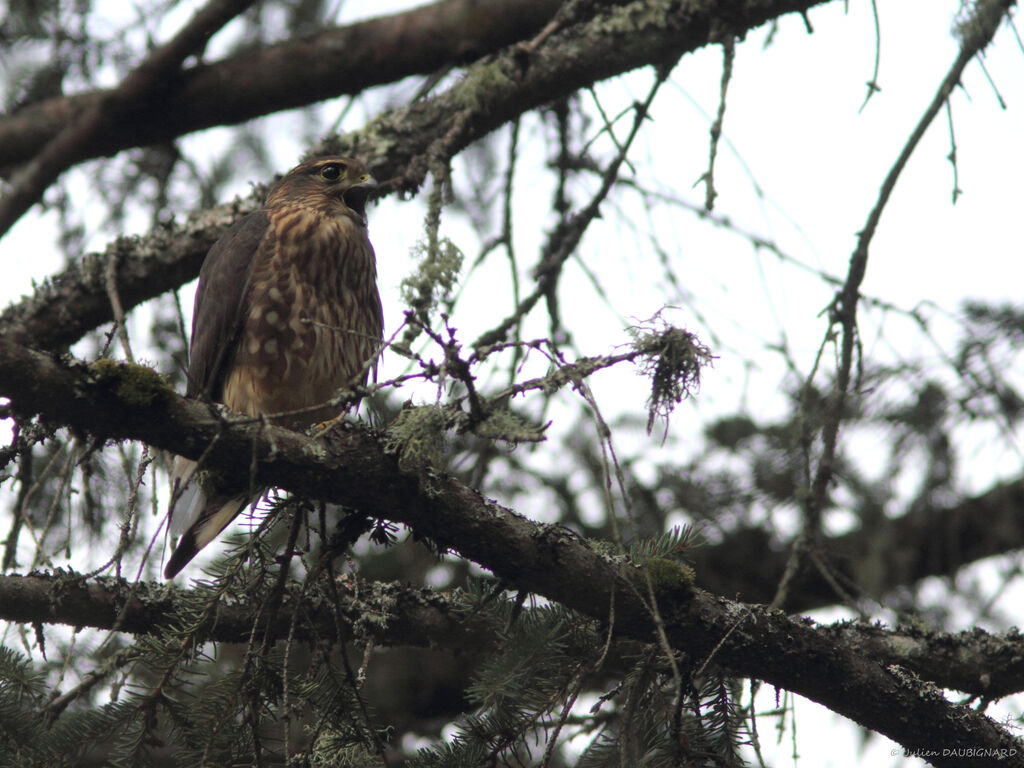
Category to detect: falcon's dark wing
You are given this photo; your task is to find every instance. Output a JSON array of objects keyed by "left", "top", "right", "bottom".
[
  {"left": 166, "top": 210, "right": 268, "bottom": 578},
  {"left": 185, "top": 210, "right": 269, "bottom": 401}
]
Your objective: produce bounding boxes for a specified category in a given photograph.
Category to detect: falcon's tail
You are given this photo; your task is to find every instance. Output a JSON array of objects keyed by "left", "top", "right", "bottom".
[{"left": 165, "top": 457, "right": 252, "bottom": 579}]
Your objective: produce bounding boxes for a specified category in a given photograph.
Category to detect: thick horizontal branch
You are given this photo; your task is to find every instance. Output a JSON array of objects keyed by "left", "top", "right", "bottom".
[
  {"left": 819, "top": 622, "right": 1024, "bottom": 700},
  {"left": 5, "top": 569, "right": 1024, "bottom": 700},
  {"left": 0, "top": 0, "right": 831, "bottom": 351},
  {"left": 0, "top": 572, "right": 470, "bottom": 648},
  {"left": 0, "top": 200, "right": 240, "bottom": 349},
  {"left": 0, "top": 0, "right": 561, "bottom": 174},
  {"left": 0, "top": 343, "right": 1019, "bottom": 765}
]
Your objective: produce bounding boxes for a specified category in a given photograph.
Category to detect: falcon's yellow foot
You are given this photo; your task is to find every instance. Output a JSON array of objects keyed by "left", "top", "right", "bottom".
[{"left": 312, "top": 415, "right": 350, "bottom": 438}]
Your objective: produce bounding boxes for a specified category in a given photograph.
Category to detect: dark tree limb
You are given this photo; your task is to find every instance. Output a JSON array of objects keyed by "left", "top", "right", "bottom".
[
  {"left": 0, "top": 0, "right": 563, "bottom": 175},
  {"left": 3, "top": 571, "right": 1024, "bottom": 701},
  {"left": 0, "top": 571, "right": 472, "bottom": 648},
  {"left": 692, "top": 478, "right": 1024, "bottom": 612},
  {"left": 2, "top": 228, "right": 1022, "bottom": 616},
  {"left": 818, "top": 621, "right": 1024, "bottom": 700},
  {"left": 0, "top": 0, "right": 260, "bottom": 238},
  {"left": 0, "top": 199, "right": 240, "bottom": 350},
  {"left": 0, "top": 342, "right": 1020, "bottom": 766},
  {"left": 312, "top": 0, "right": 836, "bottom": 191}
]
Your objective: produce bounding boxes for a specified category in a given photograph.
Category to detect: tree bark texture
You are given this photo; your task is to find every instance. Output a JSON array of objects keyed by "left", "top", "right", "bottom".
[{"left": 0, "top": 0, "right": 562, "bottom": 174}]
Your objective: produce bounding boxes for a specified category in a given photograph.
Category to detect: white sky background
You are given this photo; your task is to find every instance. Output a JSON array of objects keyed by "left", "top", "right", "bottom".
[{"left": 1, "top": 0, "right": 1023, "bottom": 766}]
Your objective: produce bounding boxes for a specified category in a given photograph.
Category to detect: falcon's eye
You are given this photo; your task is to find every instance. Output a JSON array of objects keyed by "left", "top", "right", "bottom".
[{"left": 319, "top": 164, "right": 344, "bottom": 181}]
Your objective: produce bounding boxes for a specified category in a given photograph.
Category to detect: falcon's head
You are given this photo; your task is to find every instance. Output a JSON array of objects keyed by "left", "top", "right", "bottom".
[{"left": 267, "top": 156, "right": 378, "bottom": 222}]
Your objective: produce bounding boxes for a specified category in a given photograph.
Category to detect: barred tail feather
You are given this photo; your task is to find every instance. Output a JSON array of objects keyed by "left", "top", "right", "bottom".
[
  {"left": 169, "top": 456, "right": 202, "bottom": 537},
  {"left": 164, "top": 493, "right": 249, "bottom": 578}
]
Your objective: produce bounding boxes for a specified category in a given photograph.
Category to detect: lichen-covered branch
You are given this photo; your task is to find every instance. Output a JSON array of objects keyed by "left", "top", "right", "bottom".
[
  {"left": 0, "top": 199, "right": 243, "bottom": 350},
  {"left": 0, "top": 0, "right": 260, "bottom": 237},
  {"left": 0, "top": 572, "right": 473, "bottom": 648},
  {"left": 3, "top": 570, "right": 1024, "bottom": 701}
]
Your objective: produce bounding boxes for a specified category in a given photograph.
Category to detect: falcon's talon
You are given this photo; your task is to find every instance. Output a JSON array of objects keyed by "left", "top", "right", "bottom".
[
  {"left": 164, "top": 157, "right": 384, "bottom": 579},
  {"left": 313, "top": 416, "right": 346, "bottom": 437}
]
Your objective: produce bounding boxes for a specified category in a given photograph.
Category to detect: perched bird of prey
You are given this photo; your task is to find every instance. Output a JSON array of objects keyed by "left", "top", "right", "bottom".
[{"left": 164, "top": 157, "right": 383, "bottom": 579}]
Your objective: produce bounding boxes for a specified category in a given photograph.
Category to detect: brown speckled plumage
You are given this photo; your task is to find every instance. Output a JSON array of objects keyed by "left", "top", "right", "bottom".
[{"left": 165, "top": 157, "right": 383, "bottom": 578}]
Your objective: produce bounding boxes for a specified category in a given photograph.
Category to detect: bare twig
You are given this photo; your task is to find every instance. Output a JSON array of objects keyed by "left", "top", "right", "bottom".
[
  {"left": 3, "top": 439, "right": 32, "bottom": 572},
  {"left": 857, "top": 0, "right": 883, "bottom": 112},
  {"left": 772, "top": 0, "right": 1013, "bottom": 610},
  {"left": 43, "top": 647, "right": 139, "bottom": 720},
  {"left": 473, "top": 65, "right": 675, "bottom": 350},
  {"left": 699, "top": 36, "right": 735, "bottom": 211},
  {"left": 946, "top": 100, "right": 963, "bottom": 204},
  {"left": 104, "top": 246, "right": 135, "bottom": 361}
]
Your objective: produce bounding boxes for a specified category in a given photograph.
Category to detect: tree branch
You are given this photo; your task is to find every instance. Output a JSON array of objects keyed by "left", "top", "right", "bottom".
[
  {"left": 0, "top": 0, "right": 260, "bottom": 238},
  {"left": 0, "top": 199, "right": 239, "bottom": 349},
  {"left": 312, "top": 0, "right": 835, "bottom": 189},
  {"left": 0, "top": 0, "right": 833, "bottom": 353},
  {"left": 692, "top": 477, "right": 1024, "bottom": 612},
  {"left": 0, "top": 0, "right": 563, "bottom": 176},
  {"left": 773, "top": 0, "right": 1015, "bottom": 608},
  {"left": 0, "top": 571, "right": 473, "bottom": 648},
  {"left": 0, "top": 341, "right": 1019, "bottom": 765},
  {"left": 4, "top": 570, "right": 1024, "bottom": 701}
]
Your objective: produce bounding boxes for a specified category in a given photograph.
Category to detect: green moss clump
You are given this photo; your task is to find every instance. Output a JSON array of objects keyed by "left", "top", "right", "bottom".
[
  {"left": 473, "top": 409, "right": 547, "bottom": 444},
  {"left": 643, "top": 556, "right": 696, "bottom": 592},
  {"left": 90, "top": 359, "right": 171, "bottom": 408}
]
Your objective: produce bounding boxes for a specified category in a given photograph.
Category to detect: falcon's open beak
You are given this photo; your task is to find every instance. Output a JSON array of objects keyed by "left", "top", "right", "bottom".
[{"left": 342, "top": 175, "right": 378, "bottom": 220}]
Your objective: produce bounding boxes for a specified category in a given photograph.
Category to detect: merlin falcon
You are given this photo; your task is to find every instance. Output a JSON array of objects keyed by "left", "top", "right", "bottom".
[{"left": 165, "top": 157, "right": 384, "bottom": 578}]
